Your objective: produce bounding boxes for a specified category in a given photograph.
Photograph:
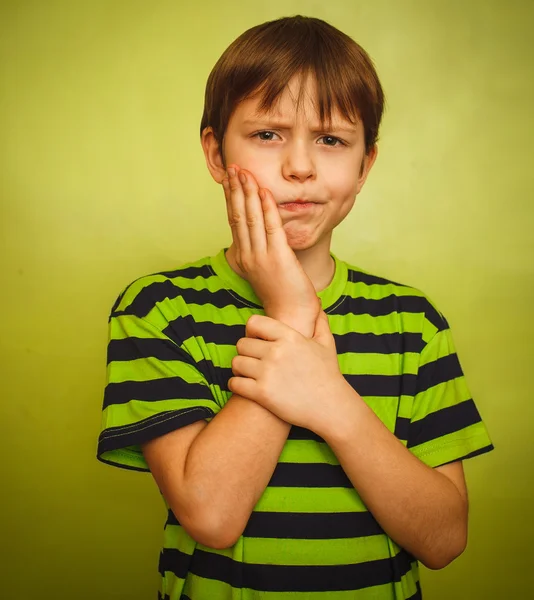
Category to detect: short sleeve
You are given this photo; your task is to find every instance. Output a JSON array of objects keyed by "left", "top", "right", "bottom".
[
  {"left": 407, "top": 311, "right": 494, "bottom": 468},
  {"left": 96, "top": 307, "right": 221, "bottom": 472}
]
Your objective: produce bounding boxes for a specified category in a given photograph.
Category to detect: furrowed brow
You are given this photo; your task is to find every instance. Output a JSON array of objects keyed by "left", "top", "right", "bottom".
[{"left": 242, "top": 119, "right": 357, "bottom": 134}]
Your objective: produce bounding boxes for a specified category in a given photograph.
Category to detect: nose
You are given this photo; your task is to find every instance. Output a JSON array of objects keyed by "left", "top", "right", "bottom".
[{"left": 282, "top": 139, "right": 316, "bottom": 182}]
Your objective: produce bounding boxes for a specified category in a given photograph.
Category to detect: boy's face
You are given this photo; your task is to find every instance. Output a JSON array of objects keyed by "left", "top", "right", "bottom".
[{"left": 203, "top": 73, "right": 377, "bottom": 251}]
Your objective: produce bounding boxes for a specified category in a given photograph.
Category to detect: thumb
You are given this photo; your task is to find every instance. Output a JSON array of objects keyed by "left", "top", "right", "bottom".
[{"left": 312, "top": 308, "right": 335, "bottom": 347}]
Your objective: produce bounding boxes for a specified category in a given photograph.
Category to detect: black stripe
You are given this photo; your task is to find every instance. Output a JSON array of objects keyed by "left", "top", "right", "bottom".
[
  {"left": 159, "top": 547, "right": 416, "bottom": 592},
  {"left": 97, "top": 406, "right": 213, "bottom": 462},
  {"left": 109, "top": 289, "right": 126, "bottom": 318},
  {"left": 437, "top": 443, "right": 494, "bottom": 466},
  {"left": 334, "top": 330, "right": 423, "bottom": 355},
  {"left": 348, "top": 268, "right": 406, "bottom": 287},
  {"left": 107, "top": 336, "right": 197, "bottom": 366},
  {"left": 415, "top": 352, "right": 463, "bottom": 395},
  {"left": 288, "top": 426, "right": 325, "bottom": 442},
  {"left": 407, "top": 579, "right": 423, "bottom": 599},
  {"left": 159, "top": 547, "right": 191, "bottom": 580},
  {"left": 243, "top": 511, "right": 384, "bottom": 539},
  {"left": 268, "top": 463, "right": 352, "bottom": 488},
  {"left": 105, "top": 344, "right": 418, "bottom": 402},
  {"left": 344, "top": 372, "right": 417, "bottom": 398},
  {"left": 407, "top": 400, "right": 482, "bottom": 448},
  {"left": 114, "top": 281, "right": 261, "bottom": 319},
  {"left": 335, "top": 287, "right": 445, "bottom": 333},
  {"left": 103, "top": 378, "right": 213, "bottom": 408},
  {"left": 112, "top": 269, "right": 443, "bottom": 326},
  {"left": 394, "top": 416, "right": 410, "bottom": 441},
  {"left": 165, "top": 509, "right": 384, "bottom": 540},
  {"left": 163, "top": 315, "right": 245, "bottom": 347},
  {"left": 162, "top": 314, "right": 423, "bottom": 357},
  {"left": 96, "top": 456, "right": 147, "bottom": 472},
  {"left": 157, "top": 263, "right": 214, "bottom": 280},
  {"left": 104, "top": 363, "right": 418, "bottom": 404}
]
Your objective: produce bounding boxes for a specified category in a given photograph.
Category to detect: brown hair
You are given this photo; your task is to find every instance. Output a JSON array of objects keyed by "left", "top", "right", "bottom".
[{"left": 200, "top": 15, "right": 385, "bottom": 168}]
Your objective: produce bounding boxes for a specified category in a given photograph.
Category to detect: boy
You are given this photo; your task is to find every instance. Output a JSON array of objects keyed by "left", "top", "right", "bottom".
[{"left": 97, "top": 14, "right": 494, "bottom": 600}]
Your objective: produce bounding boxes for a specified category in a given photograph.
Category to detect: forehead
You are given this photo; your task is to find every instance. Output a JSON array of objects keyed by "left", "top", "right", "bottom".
[{"left": 234, "top": 78, "right": 359, "bottom": 131}]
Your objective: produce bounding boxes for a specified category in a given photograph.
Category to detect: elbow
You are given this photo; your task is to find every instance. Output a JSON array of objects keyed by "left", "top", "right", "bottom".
[
  {"left": 421, "top": 532, "right": 468, "bottom": 571},
  {"left": 194, "top": 526, "right": 241, "bottom": 550},
  {"left": 178, "top": 508, "right": 244, "bottom": 550}
]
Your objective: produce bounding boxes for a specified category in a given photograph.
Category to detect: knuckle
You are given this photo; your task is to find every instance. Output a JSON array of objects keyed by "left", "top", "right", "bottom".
[
  {"left": 228, "top": 212, "right": 242, "bottom": 227},
  {"left": 246, "top": 214, "right": 260, "bottom": 227}
]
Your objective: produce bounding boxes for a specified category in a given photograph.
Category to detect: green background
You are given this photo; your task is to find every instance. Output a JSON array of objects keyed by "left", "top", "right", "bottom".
[{"left": 1, "top": 1, "right": 532, "bottom": 598}]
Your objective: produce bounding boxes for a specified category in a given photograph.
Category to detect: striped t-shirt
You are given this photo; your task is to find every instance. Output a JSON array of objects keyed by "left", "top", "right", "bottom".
[{"left": 97, "top": 246, "right": 494, "bottom": 600}]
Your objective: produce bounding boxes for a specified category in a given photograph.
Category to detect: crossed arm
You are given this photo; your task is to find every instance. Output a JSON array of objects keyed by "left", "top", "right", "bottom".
[{"left": 141, "top": 310, "right": 468, "bottom": 570}]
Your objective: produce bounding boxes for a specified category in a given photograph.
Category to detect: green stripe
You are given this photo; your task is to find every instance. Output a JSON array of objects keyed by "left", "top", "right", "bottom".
[
  {"left": 328, "top": 311, "right": 424, "bottom": 335},
  {"left": 410, "top": 421, "right": 492, "bottom": 466},
  {"left": 180, "top": 573, "right": 413, "bottom": 599},
  {"left": 339, "top": 351, "right": 416, "bottom": 376},
  {"left": 278, "top": 440, "right": 339, "bottom": 465},
  {"left": 166, "top": 304, "right": 428, "bottom": 335},
  {"left": 345, "top": 280, "right": 424, "bottom": 300},
  {"left": 107, "top": 357, "right": 204, "bottom": 384},
  {"left": 102, "top": 398, "right": 217, "bottom": 429},
  {"left": 412, "top": 379, "right": 472, "bottom": 415},
  {"left": 418, "top": 328, "right": 454, "bottom": 366},
  {"left": 255, "top": 487, "right": 367, "bottom": 513},
  {"left": 164, "top": 526, "right": 392, "bottom": 565},
  {"left": 397, "top": 395, "right": 417, "bottom": 420},
  {"left": 110, "top": 314, "right": 157, "bottom": 339}
]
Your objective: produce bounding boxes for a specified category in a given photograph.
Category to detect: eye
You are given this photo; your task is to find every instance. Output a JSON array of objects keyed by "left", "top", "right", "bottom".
[
  {"left": 254, "top": 131, "right": 280, "bottom": 142},
  {"left": 253, "top": 131, "right": 346, "bottom": 147},
  {"left": 319, "top": 135, "right": 345, "bottom": 147}
]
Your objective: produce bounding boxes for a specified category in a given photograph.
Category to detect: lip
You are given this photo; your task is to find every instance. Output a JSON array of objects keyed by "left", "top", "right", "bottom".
[{"left": 279, "top": 202, "right": 317, "bottom": 211}]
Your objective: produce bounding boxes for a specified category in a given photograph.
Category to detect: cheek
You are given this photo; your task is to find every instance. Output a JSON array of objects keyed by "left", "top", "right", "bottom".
[{"left": 325, "top": 167, "right": 359, "bottom": 197}]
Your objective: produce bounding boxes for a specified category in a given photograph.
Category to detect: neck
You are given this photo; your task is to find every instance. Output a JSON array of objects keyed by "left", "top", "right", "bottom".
[{"left": 225, "top": 235, "right": 335, "bottom": 294}]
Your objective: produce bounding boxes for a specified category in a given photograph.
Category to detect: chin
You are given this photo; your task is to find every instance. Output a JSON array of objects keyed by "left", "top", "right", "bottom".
[{"left": 283, "top": 228, "right": 317, "bottom": 251}]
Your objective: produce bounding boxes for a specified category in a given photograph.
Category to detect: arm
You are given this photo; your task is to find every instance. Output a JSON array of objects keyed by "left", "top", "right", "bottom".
[
  {"left": 143, "top": 163, "right": 321, "bottom": 549},
  {"left": 318, "top": 380, "right": 469, "bottom": 570},
  {"left": 141, "top": 311, "right": 315, "bottom": 549}
]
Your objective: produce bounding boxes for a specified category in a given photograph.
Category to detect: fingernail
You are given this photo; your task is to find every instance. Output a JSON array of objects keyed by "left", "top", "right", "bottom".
[
  {"left": 228, "top": 167, "right": 236, "bottom": 177},
  {"left": 239, "top": 171, "right": 247, "bottom": 184}
]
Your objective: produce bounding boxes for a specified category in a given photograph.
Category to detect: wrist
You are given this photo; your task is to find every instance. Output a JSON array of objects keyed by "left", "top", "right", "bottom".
[
  {"left": 313, "top": 378, "right": 365, "bottom": 441},
  {"left": 263, "top": 308, "right": 317, "bottom": 338}
]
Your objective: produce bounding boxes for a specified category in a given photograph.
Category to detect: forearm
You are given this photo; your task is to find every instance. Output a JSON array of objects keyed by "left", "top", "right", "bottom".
[
  {"left": 318, "top": 380, "right": 468, "bottom": 569},
  {"left": 184, "top": 311, "right": 315, "bottom": 547}
]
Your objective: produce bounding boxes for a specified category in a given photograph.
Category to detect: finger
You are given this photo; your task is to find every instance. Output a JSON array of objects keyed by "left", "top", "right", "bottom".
[
  {"left": 238, "top": 169, "right": 267, "bottom": 255},
  {"left": 259, "top": 187, "right": 287, "bottom": 251},
  {"left": 221, "top": 173, "right": 240, "bottom": 254},
  {"left": 231, "top": 354, "right": 261, "bottom": 379},
  {"left": 228, "top": 375, "right": 256, "bottom": 400},
  {"left": 246, "top": 314, "right": 289, "bottom": 341},
  {"left": 227, "top": 164, "right": 251, "bottom": 257},
  {"left": 236, "top": 336, "right": 267, "bottom": 359}
]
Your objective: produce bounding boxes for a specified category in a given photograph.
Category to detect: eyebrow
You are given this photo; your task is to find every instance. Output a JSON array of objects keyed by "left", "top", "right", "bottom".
[{"left": 242, "top": 119, "right": 358, "bottom": 135}]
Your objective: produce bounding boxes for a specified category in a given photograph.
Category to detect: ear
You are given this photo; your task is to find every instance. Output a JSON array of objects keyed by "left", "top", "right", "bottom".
[
  {"left": 200, "top": 126, "right": 227, "bottom": 184},
  {"left": 356, "top": 144, "right": 378, "bottom": 195}
]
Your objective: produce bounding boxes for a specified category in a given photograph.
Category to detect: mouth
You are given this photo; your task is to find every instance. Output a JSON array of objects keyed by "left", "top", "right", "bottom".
[
  {"left": 280, "top": 198, "right": 314, "bottom": 204},
  {"left": 279, "top": 201, "right": 317, "bottom": 211}
]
